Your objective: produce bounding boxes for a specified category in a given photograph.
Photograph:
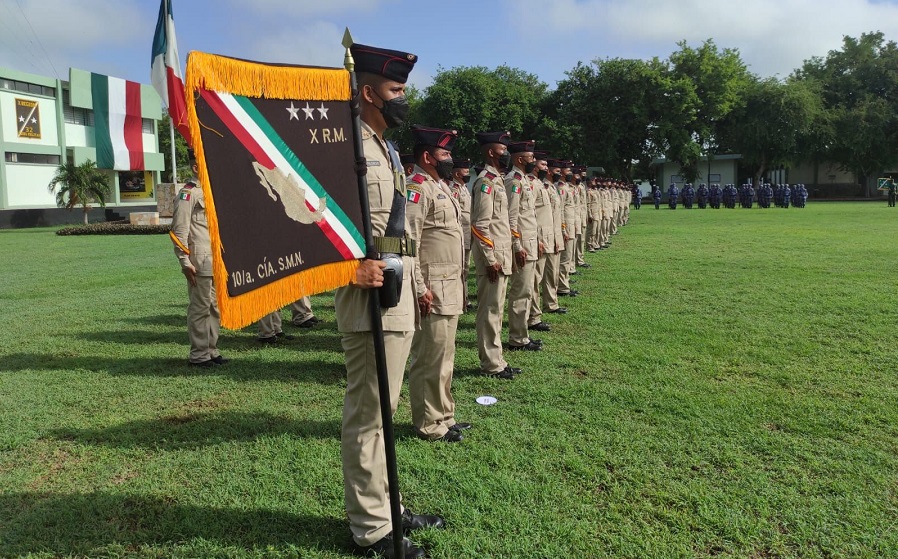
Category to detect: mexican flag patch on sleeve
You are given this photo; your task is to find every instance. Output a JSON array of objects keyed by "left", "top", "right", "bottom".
[
  {"left": 512, "top": 184, "right": 521, "bottom": 194},
  {"left": 179, "top": 191, "right": 191, "bottom": 201},
  {"left": 407, "top": 190, "right": 421, "bottom": 203},
  {"left": 481, "top": 184, "right": 492, "bottom": 194}
]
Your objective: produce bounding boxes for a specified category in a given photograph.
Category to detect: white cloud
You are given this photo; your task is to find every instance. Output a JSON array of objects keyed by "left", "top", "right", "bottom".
[
  {"left": 242, "top": 20, "right": 347, "bottom": 68},
  {"left": 225, "top": 0, "right": 392, "bottom": 16},
  {"left": 506, "top": 0, "right": 898, "bottom": 78}
]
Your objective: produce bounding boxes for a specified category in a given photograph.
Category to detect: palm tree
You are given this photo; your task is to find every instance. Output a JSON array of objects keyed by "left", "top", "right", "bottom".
[{"left": 47, "top": 159, "right": 112, "bottom": 224}]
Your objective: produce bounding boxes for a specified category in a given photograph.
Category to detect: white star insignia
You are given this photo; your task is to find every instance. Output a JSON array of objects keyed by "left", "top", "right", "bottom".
[
  {"left": 31, "top": 117, "right": 37, "bottom": 124},
  {"left": 302, "top": 102, "right": 315, "bottom": 120},
  {"left": 19, "top": 116, "right": 25, "bottom": 122},
  {"left": 286, "top": 102, "right": 300, "bottom": 120},
  {"left": 317, "top": 103, "right": 329, "bottom": 120}
]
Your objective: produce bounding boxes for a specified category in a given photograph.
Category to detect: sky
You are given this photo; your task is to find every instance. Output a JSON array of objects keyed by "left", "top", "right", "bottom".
[{"left": 1, "top": 0, "right": 897, "bottom": 93}]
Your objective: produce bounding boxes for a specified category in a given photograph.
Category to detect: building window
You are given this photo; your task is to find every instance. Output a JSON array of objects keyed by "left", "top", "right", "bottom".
[
  {"left": 142, "top": 118, "right": 154, "bottom": 133},
  {"left": 62, "top": 89, "right": 94, "bottom": 126},
  {"left": 4, "top": 152, "right": 61, "bottom": 165},
  {"left": 0, "top": 78, "right": 55, "bottom": 97}
]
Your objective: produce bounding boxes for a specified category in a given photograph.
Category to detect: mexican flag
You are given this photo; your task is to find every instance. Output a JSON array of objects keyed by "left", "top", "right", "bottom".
[{"left": 91, "top": 72, "right": 144, "bottom": 171}]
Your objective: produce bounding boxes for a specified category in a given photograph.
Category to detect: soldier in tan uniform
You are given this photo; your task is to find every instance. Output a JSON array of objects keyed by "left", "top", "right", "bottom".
[
  {"left": 337, "top": 43, "right": 442, "bottom": 559},
  {"left": 574, "top": 167, "right": 589, "bottom": 268},
  {"left": 450, "top": 159, "right": 473, "bottom": 312},
  {"left": 471, "top": 131, "right": 520, "bottom": 379},
  {"left": 405, "top": 125, "right": 470, "bottom": 443},
  {"left": 600, "top": 179, "right": 614, "bottom": 249},
  {"left": 290, "top": 296, "right": 320, "bottom": 328},
  {"left": 541, "top": 159, "right": 568, "bottom": 315},
  {"left": 587, "top": 178, "right": 601, "bottom": 252},
  {"left": 169, "top": 149, "right": 225, "bottom": 367},
  {"left": 505, "top": 140, "right": 542, "bottom": 352},
  {"left": 557, "top": 161, "right": 579, "bottom": 298},
  {"left": 528, "top": 151, "right": 555, "bottom": 331}
]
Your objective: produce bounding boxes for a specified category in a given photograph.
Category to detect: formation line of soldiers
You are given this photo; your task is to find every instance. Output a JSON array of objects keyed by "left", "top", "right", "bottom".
[
  {"left": 656, "top": 183, "right": 810, "bottom": 209},
  {"left": 170, "top": 41, "right": 635, "bottom": 558}
]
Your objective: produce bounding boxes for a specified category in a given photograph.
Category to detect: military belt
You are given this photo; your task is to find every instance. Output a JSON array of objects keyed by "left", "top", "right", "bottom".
[{"left": 373, "top": 235, "right": 417, "bottom": 257}]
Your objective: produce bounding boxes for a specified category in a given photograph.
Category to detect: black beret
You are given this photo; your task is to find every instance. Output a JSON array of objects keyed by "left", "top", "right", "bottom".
[
  {"left": 350, "top": 43, "right": 417, "bottom": 84},
  {"left": 453, "top": 158, "right": 472, "bottom": 169},
  {"left": 508, "top": 140, "right": 535, "bottom": 153},
  {"left": 560, "top": 160, "right": 573, "bottom": 169},
  {"left": 546, "top": 159, "right": 563, "bottom": 168},
  {"left": 533, "top": 151, "right": 550, "bottom": 161},
  {"left": 400, "top": 153, "right": 415, "bottom": 165},
  {"left": 475, "top": 131, "right": 510, "bottom": 146},
  {"left": 410, "top": 125, "right": 457, "bottom": 151}
]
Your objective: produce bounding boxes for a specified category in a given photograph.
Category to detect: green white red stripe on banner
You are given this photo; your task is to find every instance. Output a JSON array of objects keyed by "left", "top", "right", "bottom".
[
  {"left": 91, "top": 73, "right": 144, "bottom": 170},
  {"left": 199, "top": 89, "right": 365, "bottom": 260}
]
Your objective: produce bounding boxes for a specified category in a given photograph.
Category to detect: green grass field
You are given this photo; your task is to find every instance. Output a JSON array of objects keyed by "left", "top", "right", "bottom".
[{"left": 1, "top": 202, "right": 897, "bottom": 558}]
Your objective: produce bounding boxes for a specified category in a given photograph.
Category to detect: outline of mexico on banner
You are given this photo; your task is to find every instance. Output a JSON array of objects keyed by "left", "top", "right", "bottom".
[{"left": 185, "top": 52, "right": 364, "bottom": 329}]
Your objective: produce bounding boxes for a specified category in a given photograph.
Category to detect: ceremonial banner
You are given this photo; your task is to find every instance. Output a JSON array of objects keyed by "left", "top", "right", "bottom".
[
  {"left": 15, "top": 98, "right": 41, "bottom": 139},
  {"left": 185, "top": 52, "right": 365, "bottom": 328},
  {"left": 91, "top": 73, "right": 145, "bottom": 170}
]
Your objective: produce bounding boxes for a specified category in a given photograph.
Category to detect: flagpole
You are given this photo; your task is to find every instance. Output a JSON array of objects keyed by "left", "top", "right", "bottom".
[
  {"left": 343, "top": 28, "right": 405, "bottom": 559},
  {"left": 169, "top": 114, "right": 178, "bottom": 184}
]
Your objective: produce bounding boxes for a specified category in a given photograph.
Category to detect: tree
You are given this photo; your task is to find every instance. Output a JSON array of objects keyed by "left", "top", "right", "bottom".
[
  {"left": 411, "top": 65, "right": 549, "bottom": 162},
  {"left": 717, "top": 77, "right": 825, "bottom": 184},
  {"left": 157, "top": 116, "right": 190, "bottom": 183},
  {"left": 544, "top": 58, "right": 674, "bottom": 180},
  {"left": 794, "top": 32, "right": 898, "bottom": 194},
  {"left": 665, "top": 39, "right": 752, "bottom": 182},
  {"left": 47, "top": 159, "right": 112, "bottom": 224}
]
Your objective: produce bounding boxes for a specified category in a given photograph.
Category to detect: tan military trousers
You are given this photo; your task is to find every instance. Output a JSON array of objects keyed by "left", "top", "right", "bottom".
[
  {"left": 558, "top": 238, "right": 575, "bottom": 294},
  {"left": 575, "top": 232, "right": 586, "bottom": 265},
  {"left": 507, "top": 260, "right": 535, "bottom": 346},
  {"left": 611, "top": 211, "right": 619, "bottom": 235},
  {"left": 409, "top": 313, "right": 459, "bottom": 439},
  {"left": 257, "top": 310, "right": 283, "bottom": 338},
  {"left": 541, "top": 252, "right": 561, "bottom": 311},
  {"left": 600, "top": 217, "right": 611, "bottom": 246},
  {"left": 475, "top": 272, "right": 509, "bottom": 373},
  {"left": 587, "top": 219, "right": 600, "bottom": 250},
  {"left": 341, "top": 330, "right": 412, "bottom": 547},
  {"left": 187, "top": 275, "right": 220, "bottom": 363},
  {"left": 528, "top": 253, "right": 547, "bottom": 326},
  {"left": 290, "top": 296, "right": 314, "bottom": 324},
  {"left": 461, "top": 249, "right": 471, "bottom": 310}
]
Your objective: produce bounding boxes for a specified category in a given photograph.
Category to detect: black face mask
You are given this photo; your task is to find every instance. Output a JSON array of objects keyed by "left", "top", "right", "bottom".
[
  {"left": 434, "top": 158, "right": 454, "bottom": 181},
  {"left": 498, "top": 152, "right": 512, "bottom": 170},
  {"left": 552, "top": 173, "right": 561, "bottom": 182},
  {"left": 538, "top": 169, "right": 548, "bottom": 181},
  {"left": 565, "top": 174, "right": 574, "bottom": 182},
  {"left": 524, "top": 162, "right": 536, "bottom": 174},
  {"left": 372, "top": 90, "right": 409, "bottom": 129}
]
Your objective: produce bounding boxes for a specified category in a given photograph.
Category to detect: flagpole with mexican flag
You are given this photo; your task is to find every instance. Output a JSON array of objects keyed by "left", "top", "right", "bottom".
[{"left": 151, "top": 0, "right": 190, "bottom": 182}]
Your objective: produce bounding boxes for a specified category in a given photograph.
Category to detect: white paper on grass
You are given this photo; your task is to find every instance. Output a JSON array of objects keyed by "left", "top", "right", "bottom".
[{"left": 476, "top": 396, "right": 498, "bottom": 406}]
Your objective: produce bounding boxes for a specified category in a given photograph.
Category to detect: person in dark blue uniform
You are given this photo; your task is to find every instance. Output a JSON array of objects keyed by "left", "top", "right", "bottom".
[
  {"left": 682, "top": 183, "right": 695, "bottom": 209},
  {"left": 667, "top": 183, "right": 679, "bottom": 209},
  {"left": 783, "top": 183, "right": 791, "bottom": 208},
  {"left": 708, "top": 183, "right": 721, "bottom": 209},
  {"left": 653, "top": 186, "right": 662, "bottom": 209},
  {"left": 696, "top": 183, "right": 708, "bottom": 209},
  {"left": 632, "top": 183, "right": 642, "bottom": 209}
]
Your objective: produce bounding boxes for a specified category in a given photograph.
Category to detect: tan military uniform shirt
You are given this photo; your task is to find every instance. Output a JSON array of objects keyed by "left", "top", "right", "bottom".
[
  {"left": 406, "top": 167, "right": 464, "bottom": 316},
  {"left": 334, "top": 121, "right": 418, "bottom": 333},
  {"left": 450, "top": 179, "right": 472, "bottom": 251},
  {"left": 470, "top": 164, "right": 513, "bottom": 275},
  {"left": 532, "top": 175, "right": 555, "bottom": 255},
  {"left": 601, "top": 187, "right": 614, "bottom": 218},
  {"left": 558, "top": 181, "right": 577, "bottom": 241},
  {"left": 548, "top": 181, "right": 564, "bottom": 253},
  {"left": 576, "top": 183, "right": 588, "bottom": 234},
  {"left": 505, "top": 167, "right": 538, "bottom": 262},
  {"left": 170, "top": 179, "right": 213, "bottom": 276},
  {"left": 588, "top": 187, "right": 601, "bottom": 221}
]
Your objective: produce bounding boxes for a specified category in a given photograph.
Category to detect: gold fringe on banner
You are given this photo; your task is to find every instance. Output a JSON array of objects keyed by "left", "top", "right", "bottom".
[
  {"left": 183, "top": 50, "right": 360, "bottom": 330},
  {"left": 186, "top": 51, "right": 350, "bottom": 101}
]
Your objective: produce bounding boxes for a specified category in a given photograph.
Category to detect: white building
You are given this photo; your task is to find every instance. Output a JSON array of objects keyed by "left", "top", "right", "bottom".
[{"left": 0, "top": 67, "right": 163, "bottom": 227}]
